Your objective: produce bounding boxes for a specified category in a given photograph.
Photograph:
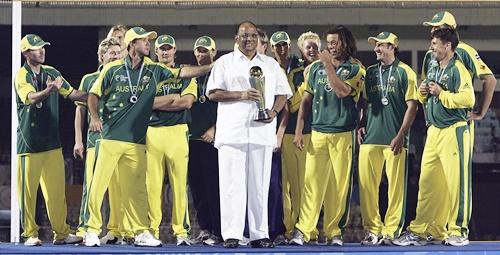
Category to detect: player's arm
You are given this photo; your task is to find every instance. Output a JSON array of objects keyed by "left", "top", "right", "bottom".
[
  {"left": 390, "top": 100, "right": 417, "bottom": 155},
  {"left": 432, "top": 66, "right": 475, "bottom": 109},
  {"left": 275, "top": 103, "right": 290, "bottom": 152},
  {"left": 87, "top": 69, "right": 109, "bottom": 133},
  {"left": 25, "top": 76, "right": 60, "bottom": 104},
  {"left": 319, "top": 50, "right": 352, "bottom": 98},
  {"left": 293, "top": 92, "right": 312, "bottom": 151},
  {"left": 87, "top": 94, "right": 102, "bottom": 132},
  {"left": 68, "top": 89, "right": 88, "bottom": 102},
  {"left": 73, "top": 105, "right": 86, "bottom": 159},
  {"left": 208, "top": 88, "right": 261, "bottom": 102},
  {"left": 470, "top": 74, "right": 497, "bottom": 120},
  {"left": 178, "top": 62, "right": 214, "bottom": 78},
  {"left": 357, "top": 96, "right": 368, "bottom": 145}
]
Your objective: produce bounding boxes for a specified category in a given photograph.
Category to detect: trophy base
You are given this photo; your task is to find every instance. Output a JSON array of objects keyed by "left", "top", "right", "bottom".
[{"left": 254, "top": 109, "right": 271, "bottom": 122}]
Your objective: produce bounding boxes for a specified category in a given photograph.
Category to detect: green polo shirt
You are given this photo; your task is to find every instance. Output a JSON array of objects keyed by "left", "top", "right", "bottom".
[
  {"left": 363, "top": 59, "right": 418, "bottom": 147},
  {"left": 89, "top": 56, "right": 178, "bottom": 144},
  {"left": 14, "top": 63, "right": 74, "bottom": 154},
  {"left": 189, "top": 73, "right": 218, "bottom": 140},
  {"left": 304, "top": 58, "right": 366, "bottom": 133},
  {"left": 77, "top": 66, "right": 102, "bottom": 149},
  {"left": 423, "top": 55, "right": 475, "bottom": 128},
  {"left": 149, "top": 64, "right": 197, "bottom": 127},
  {"left": 283, "top": 55, "right": 312, "bottom": 135}
]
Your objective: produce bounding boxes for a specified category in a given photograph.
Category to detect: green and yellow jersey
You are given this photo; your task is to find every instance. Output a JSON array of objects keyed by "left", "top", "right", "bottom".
[
  {"left": 89, "top": 56, "right": 178, "bottom": 144},
  {"left": 77, "top": 67, "right": 102, "bottom": 149},
  {"left": 149, "top": 64, "right": 197, "bottom": 127},
  {"left": 363, "top": 59, "right": 418, "bottom": 147},
  {"left": 422, "top": 41, "right": 493, "bottom": 82},
  {"left": 189, "top": 73, "right": 218, "bottom": 140},
  {"left": 304, "top": 58, "right": 366, "bottom": 133},
  {"left": 14, "top": 63, "right": 74, "bottom": 154},
  {"left": 283, "top": 55, "right": 312, "bottom": 135},
  {"left": 420, "top": 55, "right": 475, "bottom": 128}
]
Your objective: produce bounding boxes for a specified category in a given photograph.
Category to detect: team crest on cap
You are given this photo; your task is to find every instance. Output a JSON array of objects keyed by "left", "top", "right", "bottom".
[
  {"left": 33, "top": 36, "right": 40, "bottom": 43},
  {"left": 198, "top": 38, "right": 207, "bottom": 44},
  {"left": 433, "top": 14, "right": 439, "bottom": 20}
]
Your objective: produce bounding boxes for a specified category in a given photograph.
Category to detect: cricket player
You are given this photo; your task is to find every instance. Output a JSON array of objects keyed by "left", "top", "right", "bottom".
[
  {"left": 74, "top": 37, "right": 132, "bottom": 244},
  {"left": 393, "top": 28, "right": 475, "bottom": 247},
  {"left": 358, "top": 32, "right": 418, "bottom": 245},
  {"left": 15, "top": 34, "right": 87, "bottom": 246},
  {"left": 269, "top": 31, "right": 320, "bottom": 244},
  {"left": 83, "top": 27, "right": 212, "bottom": 247},
  {"left": 188, "top": 36, "right": 222, "bottom": 246},
  {"left": 290, "top": 25, "right": 365, "bottom": 246},
  {"left": 401, "top": 11, "right": 497, "bottom": 246},
  {"left": 146, "top": 34, "right": 197, "bottom": 245}
]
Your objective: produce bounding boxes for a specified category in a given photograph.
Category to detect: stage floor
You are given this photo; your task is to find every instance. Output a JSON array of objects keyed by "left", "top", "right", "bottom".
[{"left": 1, "top": 242, "right": 500, "bottom": 254}]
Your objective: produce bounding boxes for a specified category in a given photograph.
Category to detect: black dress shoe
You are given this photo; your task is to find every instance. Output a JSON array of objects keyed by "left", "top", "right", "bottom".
[
  {"left": 250, "top": 238, "right": 275, "bottom": 248},
  {"left": 224, "top": 238, "right": 239, "bottom": 248}
]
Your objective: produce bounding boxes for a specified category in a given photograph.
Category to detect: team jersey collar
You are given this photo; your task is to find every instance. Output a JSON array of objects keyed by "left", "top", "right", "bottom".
[
  {"left": 97, "top": 64, "right": 104, "bottom": 73},
  {"left": 379, "top": 58, "right": 400, "bottom": 69},
  {"left": 23, "top": 61, "right": 44, "bottom": 75},
  {"left": 125, "top": 55, "right": 149, "bottom": 69}
]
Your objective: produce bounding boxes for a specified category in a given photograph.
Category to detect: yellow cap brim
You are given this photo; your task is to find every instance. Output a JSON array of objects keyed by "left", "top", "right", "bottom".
[
  {"left": 22, "top": 42, "right": 51, "bottom": 52},
  {"left": 127, "top": 31, "right": 157, "bottom": 46},
  {"left": 423, "top": 21, "right": 442, "bottom": 27},
  {"left": 156, "top": 42, "right": 175, "bottom": 48}
]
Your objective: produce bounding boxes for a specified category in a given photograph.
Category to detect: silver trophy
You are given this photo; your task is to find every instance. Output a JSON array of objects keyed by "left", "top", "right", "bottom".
[{"left": 249, "top": 66, "right": 271, "bottom": 121}]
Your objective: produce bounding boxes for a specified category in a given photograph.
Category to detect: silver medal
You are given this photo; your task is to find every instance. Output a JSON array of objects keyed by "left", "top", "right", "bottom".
[
  {"left": 130, "top": 95, "right": 138, "bottom": 104},
  {"left": 35, "top": 102, "right": 43, "bottom": 108},
  {"left": 199, "top": 95, "right": 206, "bottom": 103},
  {"left": 381, "top": 97, "right": 389, "bottom": 106}
]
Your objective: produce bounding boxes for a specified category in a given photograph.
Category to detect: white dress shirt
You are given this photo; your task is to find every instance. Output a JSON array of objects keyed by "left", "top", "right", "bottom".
[{"left": 207, "top": 49, "right": 292, "bottom": 148}]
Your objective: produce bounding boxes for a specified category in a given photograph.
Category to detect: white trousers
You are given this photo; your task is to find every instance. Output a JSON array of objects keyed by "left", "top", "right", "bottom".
[{"left": 218, "top": 143, "right": 273, "bottom": 241}]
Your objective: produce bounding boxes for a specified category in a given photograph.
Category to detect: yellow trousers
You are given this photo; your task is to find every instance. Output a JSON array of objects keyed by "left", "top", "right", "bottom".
[
  {"left": 281, "top": 133, "right": 311, "bottom": 238},
  {"left": 146, "top": 124, "right": 190, "bottom": 238},
  {"left": 85, "top": 139, "right": 150, "bottom": 235},
  {"left": 358, "top": 144, "right": 407, "bottom": 239},
  {"left": 77, "top": 147, "right": 131, "bottom": 237},
  {"left": 408, "top": 121, "right": 471, "bottom": 238},
  {"left": 296, "top": 130, "right": 355, "bottom": 240},
  {"left": 17, "top": 148, "right": 70, "bottom": 241}
]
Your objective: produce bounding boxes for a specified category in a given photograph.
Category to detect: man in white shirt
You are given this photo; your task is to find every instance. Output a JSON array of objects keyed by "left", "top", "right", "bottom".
[{"left": 207, "top": 21, "right": 292, "bottom": 249}]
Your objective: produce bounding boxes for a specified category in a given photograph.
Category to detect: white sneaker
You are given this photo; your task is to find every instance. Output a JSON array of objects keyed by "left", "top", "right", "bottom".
[
  {"left": 134, "top": 231, "right": 162, "bottom": 247},
  {"left": 289, "top": 229, "right": 304, "bottom": 246},
  {"left": 84, "top": 233, "right": 100, "bottom": 247},
  {"left": 239, "top": 236, "right": 250, "bottom": 246},
  {"left": 191, "top": 230, "right": 210, "bottom": 244},
  {"left": 392, "top": 231, "right": 428, "bottom": 246},
  {"left": 444, "top": 236, "right": 469, "bottom": 246},
  {"left": 99, "top": 232, "right": 122, "bottom": 244},
  {"left": 24, "top": 236, "right": 42, "bottom": 246},
  {"left": 361, "top": 232, "right": 380, "bottom": 245},
  {"left": 53, "top": 233, "right": 83, "bottom": 245},
  {"left": 328, "top": 235, "right": 343, "bottom": 246},
  {"left": 176, "top": 236, "right": 192, "bottom": 246},
  {"left": 378, "top": 235, "right": 394, "bottom": 245}
]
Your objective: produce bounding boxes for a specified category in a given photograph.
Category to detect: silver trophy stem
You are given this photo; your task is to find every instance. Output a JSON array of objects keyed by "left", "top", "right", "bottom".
[{"left": 249, "top": 66, "right": 271, "bottom": 121}]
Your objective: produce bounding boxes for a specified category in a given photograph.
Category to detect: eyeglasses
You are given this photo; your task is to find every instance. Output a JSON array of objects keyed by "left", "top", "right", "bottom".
[{"left": 238, "top": 33, "right": 258, "bottom": 39}]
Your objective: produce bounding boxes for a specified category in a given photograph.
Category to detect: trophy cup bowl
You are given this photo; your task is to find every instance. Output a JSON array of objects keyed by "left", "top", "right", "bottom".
[{"left": 249, "top": 66, "right": 271, "bottom": 121}]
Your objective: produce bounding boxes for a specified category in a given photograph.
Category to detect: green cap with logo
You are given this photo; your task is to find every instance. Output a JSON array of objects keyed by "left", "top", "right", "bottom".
[
  {"left": 155, "top": 34, "right": 176, "bottom": 48},
  {"left": 194, "top": 36, "right": 216, "bottom": 51},
  {"left": 423, "top": 11, "right": 457, "bottom": 29},
  {"left": 20, "top": 34, "right": 51, "bottom": 52},
  {"left": 124, "top": 27, "right": 157, "bottom": 46},
  {"left": 270, "top": 31, "right": 291, "bottom": 46},
  {"left": 368, "top": 32, "right": 399, "bottom": 47}
]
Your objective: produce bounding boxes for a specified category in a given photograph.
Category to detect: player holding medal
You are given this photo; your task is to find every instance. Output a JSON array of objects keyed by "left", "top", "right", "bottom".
[{"left": 358, "top": 32, "right": 418, "bottom": 245}]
